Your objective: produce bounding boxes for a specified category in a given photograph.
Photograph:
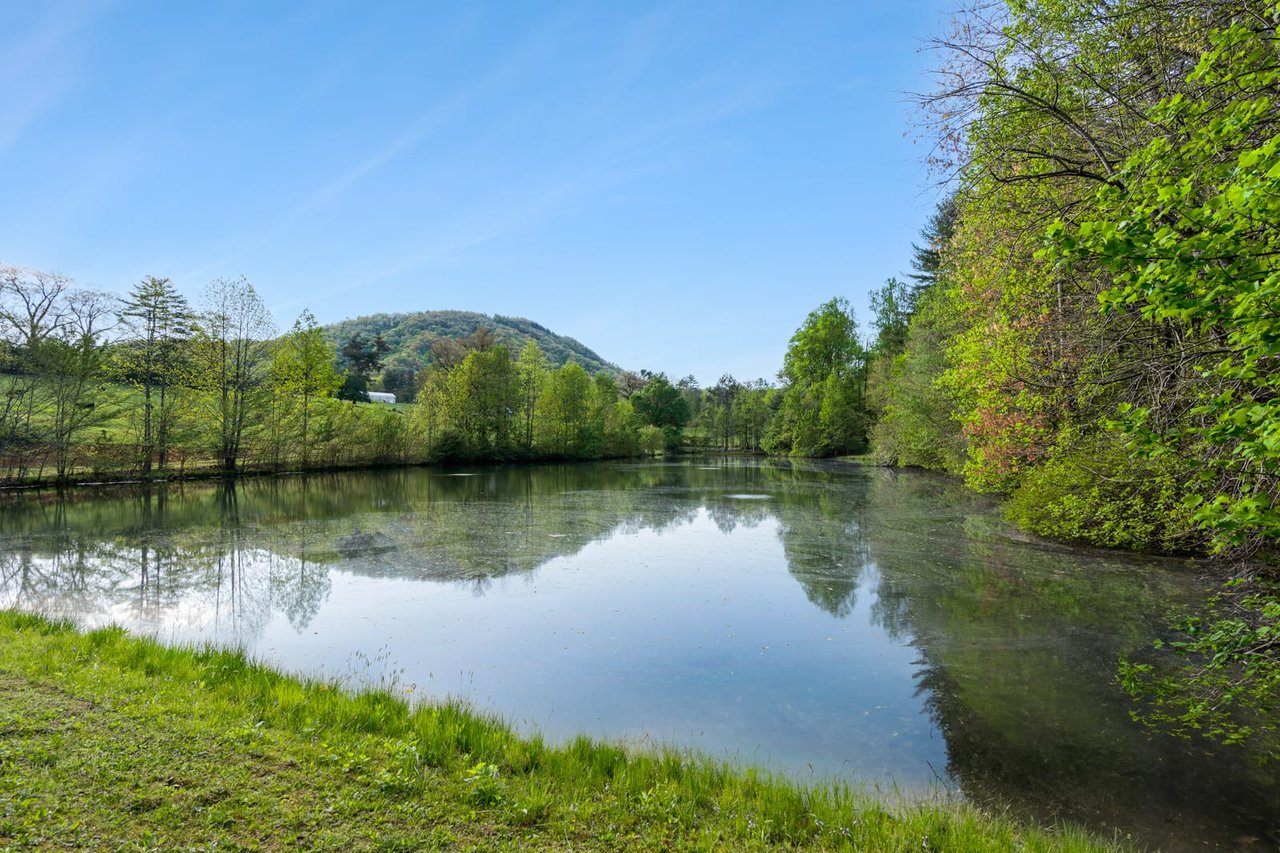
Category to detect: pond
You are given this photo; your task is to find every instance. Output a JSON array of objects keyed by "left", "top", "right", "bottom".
[{"left": 1, "top": 459, "right": 1275, "bottom": 849}]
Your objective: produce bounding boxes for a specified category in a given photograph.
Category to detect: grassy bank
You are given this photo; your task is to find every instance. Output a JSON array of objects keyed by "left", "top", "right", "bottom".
[{"left": 0, "top": 611, "right": 1119, "bottom": 851}]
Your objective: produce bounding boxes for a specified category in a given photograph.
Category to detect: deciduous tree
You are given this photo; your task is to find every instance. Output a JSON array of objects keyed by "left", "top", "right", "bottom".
[
  {"left": 768, "top": 298, "right": 868, "bottom": 457},
  {"left": 273, "top": 310, "right": 341, "bottom": 467},
  {"left": 192, "top": 277, "right": 273, "bottom": 474}
]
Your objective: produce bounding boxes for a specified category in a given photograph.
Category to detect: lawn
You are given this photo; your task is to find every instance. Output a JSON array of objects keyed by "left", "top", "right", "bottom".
[{"left": 0, "top": 611, "right": 1125, "bottom": 851}]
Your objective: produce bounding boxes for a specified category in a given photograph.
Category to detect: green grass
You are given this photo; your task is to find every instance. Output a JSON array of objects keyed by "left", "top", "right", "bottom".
[{"left": 0, "top": 611, "right": 1124, "bottom": 851}]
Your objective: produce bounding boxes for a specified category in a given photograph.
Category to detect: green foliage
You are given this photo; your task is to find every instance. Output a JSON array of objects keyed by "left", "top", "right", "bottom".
[
  {"left": 892, "top": 1, "right": 1280, "bottom": 529},
  {"left": 0, "top": 269, "right": 126, "bottom": 480},
  {"left": 407, "top": 344, "right": 655, "bottom": 463},
  {"left": 380, "top": 362, "right": 417, "bottom": 402},
  {"left": 515, "top": 338, "right": 546, "bottom": 450},
  {"left": 536, "top": 361, "right": 594, "bottom": 457},
  {"left": 337, "top": 331, "right": 389, "bottom": 402},
  {"left": 639, "top": 424, "right": 665, "bottom": 456},
  {"left": 908, "top": 193, "right": 957, "bottom": 293},
  {"left": 446, "top": 346, "right": 520, "bottom": 457},
  {"left": 630, "top": 374, "right": 691, "bottom": 444},
  {"left": 1120, "top": 583, "right": 1280, "bottom": 758},
  {"left": 688, "top": 375, "right": 774, "bottom": 454},
  {"left": 189, "top": 277, "right": 274, "bottom": 474},
  {"left": 1006, "top": 433, "right": 1202, "bottom": 553},
  {"left": 768, "top": 298, "right": 869, "bottom": 457},
  {"left": 869, "top": 286, "right": 965, "bottom": 471},
  {"left": 865, "top": 198, "right": 962, "bottom": 470},
  {"left": 1047, "top": 14, "right": 1280, "bottom": 554},
  {"left": 949, "top": 1, "right": 1280, "bottom": 755},
  {"left": 780, "top": 297, "right": 862, "bottom": 385},
  {"left": 5, "top": 268, "right": 805, "bottom": 478},
  {"left": 863, "top": 1, "right": 1280, "bottom": 759},
  {"left": 868, "top": 277, "right": 913, "bottom": 358},
  {"left": 341, "top": 331, "right": 389, "bottom": 376},
  {"left": 272, "top": 311, "right": 342, "bottom": 466},
  {"left": 322, "top": 310, "right": 617, "bottom": 378},
  {"left": 116, "top": 276, "right": 193, "bottom": 474}
]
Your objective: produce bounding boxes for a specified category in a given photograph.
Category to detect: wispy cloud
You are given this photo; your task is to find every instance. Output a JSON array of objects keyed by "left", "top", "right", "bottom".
[
  {"left": 320, "top": 71, "right": 781, "bottom": 298},
  {"left": 0, "top": 0, "right": 111, "bottom": 155},
  {"left": 176, "top": 15, "right": 573, "bottom": 285},
  {"left": 184, "top": 3, "right": 786, "bottom": 307}
]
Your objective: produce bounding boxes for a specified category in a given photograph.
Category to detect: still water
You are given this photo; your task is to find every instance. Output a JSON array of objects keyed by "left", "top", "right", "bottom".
[{"left": 1, "top": 460, "right": 1275, "bottom": 849}]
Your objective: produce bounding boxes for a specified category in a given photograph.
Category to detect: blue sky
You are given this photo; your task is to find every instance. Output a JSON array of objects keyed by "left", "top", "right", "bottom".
[{"left": 2, "top": 1, "right": 950, "bottom": 384}]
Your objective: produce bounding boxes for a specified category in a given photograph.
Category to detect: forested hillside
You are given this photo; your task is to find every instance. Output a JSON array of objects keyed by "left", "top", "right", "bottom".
[{"left": 322, "top": 311, "right": 616, "bottom": 381}]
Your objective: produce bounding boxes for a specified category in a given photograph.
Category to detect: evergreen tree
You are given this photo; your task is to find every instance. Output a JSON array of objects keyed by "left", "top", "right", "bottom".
[
  {"left": 338, "top": 332, "right": 390, "bottom": 402},
  {"left": 908, "top": 194, "right": 957, "bottom": 294},
  {"left": 119, "top": 276, "right": 193, "bottom": 475}
]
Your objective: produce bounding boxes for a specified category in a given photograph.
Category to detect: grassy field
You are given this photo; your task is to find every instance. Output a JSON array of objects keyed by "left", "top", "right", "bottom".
[
  {"left": 0, "top": 611, "right": 1123, "bottom": 851},
  {"left": 0, "top": 368, "right": 422, "bottom": 481}
]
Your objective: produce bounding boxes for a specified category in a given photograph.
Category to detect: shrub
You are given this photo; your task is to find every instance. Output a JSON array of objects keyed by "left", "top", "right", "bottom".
[{"left": 1006, "top": 433, "right": 1204, "bottom": 553}]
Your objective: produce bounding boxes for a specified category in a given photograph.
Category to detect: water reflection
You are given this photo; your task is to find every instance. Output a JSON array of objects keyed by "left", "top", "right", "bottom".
[
  {"left": 858, "top": 470, "right": 1279, "bottom": 850},
  {"left": 1, "top": 460, "right": 1276, "bottom": 849},
  {"left": 2, "top": 463, "right": 872, "bottom": 621}
]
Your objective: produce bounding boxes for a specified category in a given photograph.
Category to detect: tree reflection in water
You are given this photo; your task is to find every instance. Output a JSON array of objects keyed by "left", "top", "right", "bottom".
[
  {"left": 1, "top": 460, "right": 1276, "bottom": 849},
  {"left": 859, "top": 469, "right": 1279, "bottom": 850}
]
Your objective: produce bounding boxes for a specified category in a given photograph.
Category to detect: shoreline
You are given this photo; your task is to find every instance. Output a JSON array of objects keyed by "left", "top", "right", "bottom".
[{"left": 0, "top": 610, "right": 1120, "bottom": 851}]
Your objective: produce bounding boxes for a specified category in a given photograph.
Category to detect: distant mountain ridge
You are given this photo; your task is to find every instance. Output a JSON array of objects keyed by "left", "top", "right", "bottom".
[{"left": 321, "top": 310, "right": 617, "bottom": 375}]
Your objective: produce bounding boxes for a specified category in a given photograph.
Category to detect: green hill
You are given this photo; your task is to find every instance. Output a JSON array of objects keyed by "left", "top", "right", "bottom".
[{"left": 321, "top": 310, "right": 618, "bottom": 376}]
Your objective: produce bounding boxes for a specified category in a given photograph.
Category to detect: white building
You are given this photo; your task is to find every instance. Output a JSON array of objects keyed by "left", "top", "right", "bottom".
[{"left": 367, "top": 392, "right": 397, "bottom": 404}]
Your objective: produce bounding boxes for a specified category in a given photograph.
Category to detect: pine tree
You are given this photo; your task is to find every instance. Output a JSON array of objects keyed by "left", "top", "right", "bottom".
[{"left": 119, "top": 276, "right": 193, "bottom": 475}]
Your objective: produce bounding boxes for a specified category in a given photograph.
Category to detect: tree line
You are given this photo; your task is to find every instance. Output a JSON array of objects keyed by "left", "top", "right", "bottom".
[
  {"left": 868, "top": 0, "right": 1280, "bottom": 558},
  {"left": 6, "top": 0, "right": 1272, "bottom": 756},
  {"left": 863, "top": 0, "right": 1279, "bottom": 750},
  {"left": 0, "top": 263, "right": 890, "bottom": 482}
]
